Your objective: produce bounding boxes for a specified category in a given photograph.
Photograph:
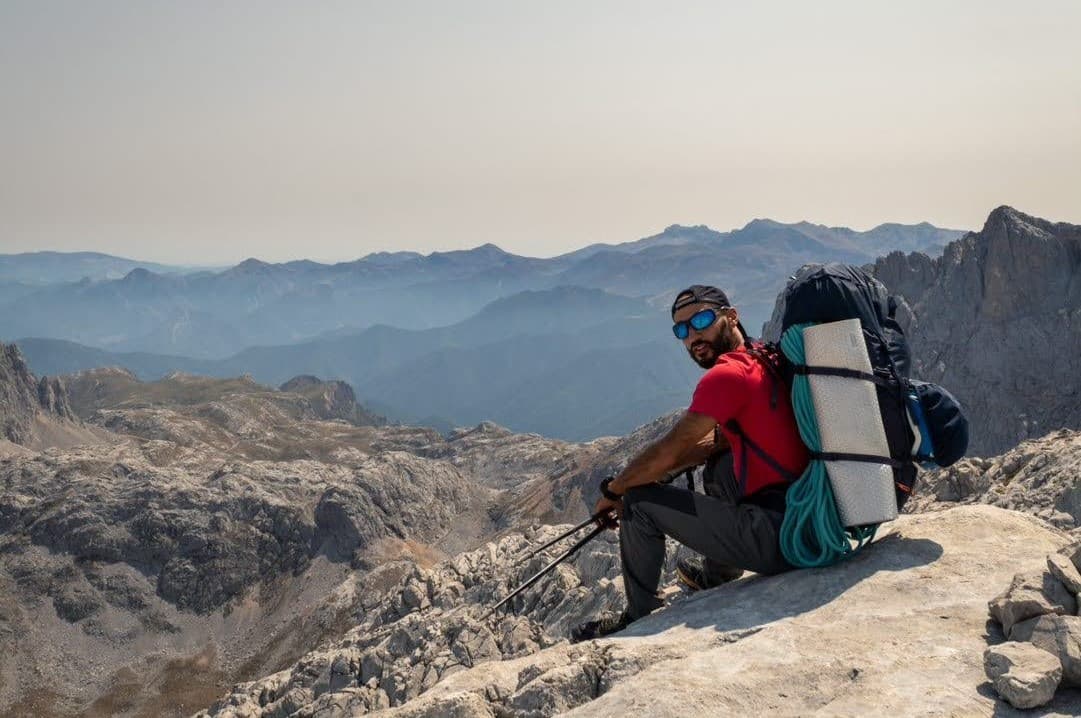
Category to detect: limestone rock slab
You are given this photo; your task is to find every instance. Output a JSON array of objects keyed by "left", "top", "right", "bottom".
[
  {"left": 988, "top": 570, "right": 1076, "bottom": 636},
  {"left": 984, "top": 641, "right": 1062, "bottom": 709},
  {"left": 1048, "top": 553, "right": 1081, "bottom": 595},
  {"left": 204, "top": 506, "right": 1081, "bottom": 718},
  {"left": 1009, "top": 614, "right": 1081, "bottom": 688}
]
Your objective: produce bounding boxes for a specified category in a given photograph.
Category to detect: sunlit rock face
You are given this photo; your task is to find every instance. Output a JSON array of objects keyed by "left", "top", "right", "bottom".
[{"left": 872, "top": 206, "right": 1081, "bottom": 457}]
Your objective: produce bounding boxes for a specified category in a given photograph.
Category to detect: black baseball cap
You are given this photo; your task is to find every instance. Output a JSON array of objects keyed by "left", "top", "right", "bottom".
[
  {"left": 671, "top": 285, "right": 732, "bottom": 315},
  {"left": 671, "top": 285, "right": 749, "bottom": 339}
]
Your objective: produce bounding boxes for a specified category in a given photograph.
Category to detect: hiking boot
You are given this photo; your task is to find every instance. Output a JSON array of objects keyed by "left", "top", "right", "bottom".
[
  {"left": 570, "top": 610, "right": 633, "bottom": 643},
  {"left": 675, "top": 555, "right": 744, "bottom": 592}
]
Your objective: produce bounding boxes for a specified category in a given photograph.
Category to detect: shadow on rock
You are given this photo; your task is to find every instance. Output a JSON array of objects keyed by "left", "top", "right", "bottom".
[{"left": 622, "top": 534, "right": 944, "bottom": 637}]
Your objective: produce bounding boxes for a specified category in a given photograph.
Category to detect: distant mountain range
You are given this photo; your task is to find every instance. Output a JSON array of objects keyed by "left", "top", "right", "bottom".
[
  {"left": 9, "top": 217, "right": 971, "bottom": 440},
  {"left": 0, "top": 219, "right": 962, "bottom": 360},
  {"left": 0, "top": 251, "right": 217, "bottom": 307},
  {"left": 0, "top": 250, "right": 212, "bottom": 284},
  {"left": 18, "top": 287, "right": 694, "bottom": 439}
]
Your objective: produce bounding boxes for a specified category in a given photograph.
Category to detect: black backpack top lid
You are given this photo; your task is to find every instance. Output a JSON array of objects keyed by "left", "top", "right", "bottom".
[{"left": 780, "top": 263, "right": 912, "bottom": 378}]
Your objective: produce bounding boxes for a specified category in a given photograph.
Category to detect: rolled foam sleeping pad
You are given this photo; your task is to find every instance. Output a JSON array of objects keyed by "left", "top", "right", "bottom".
[{"left": 803, "top": 319, "right": 898, "bottom": 527}]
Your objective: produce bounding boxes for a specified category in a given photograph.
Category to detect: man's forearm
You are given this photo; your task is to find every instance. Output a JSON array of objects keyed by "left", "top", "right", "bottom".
[
  {"left": 607, "top": 411, "right": 720, "bottom": 496},
  {"left": 671, "top": 429, "right": 726, "bottom": 473},
  {"left": 610, "top": 439, "right": 679, "bottom": 494}
]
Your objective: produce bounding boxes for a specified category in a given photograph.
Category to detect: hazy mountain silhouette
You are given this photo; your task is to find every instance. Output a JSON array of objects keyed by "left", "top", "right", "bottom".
[
  {"left": 0, "top": 220, "right": 961, "bottom": 359},
  {"left": 9, "top": 218, "right": 969, "bottom": 439},
  {"left": 0, "top": 250, "right": 199, "bottom": 284}
]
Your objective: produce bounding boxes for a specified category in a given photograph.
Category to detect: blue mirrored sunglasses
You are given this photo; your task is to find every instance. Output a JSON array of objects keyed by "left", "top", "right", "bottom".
[{"left": 672, "top": 307, "right": 725, "bottom": 340}]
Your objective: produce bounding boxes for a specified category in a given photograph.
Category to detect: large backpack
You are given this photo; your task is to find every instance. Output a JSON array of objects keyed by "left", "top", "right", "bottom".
[{"left": 767, "top": 263, "right": 968, "bottom": 511}]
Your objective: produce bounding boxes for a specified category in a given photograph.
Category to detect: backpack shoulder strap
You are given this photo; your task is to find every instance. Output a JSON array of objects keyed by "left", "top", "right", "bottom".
[
  {"left": 744, "top": 341, "right": 790, "bottom": 409},
  {"left": 724, "top": 419, "right": 802, "bottom": 495}
]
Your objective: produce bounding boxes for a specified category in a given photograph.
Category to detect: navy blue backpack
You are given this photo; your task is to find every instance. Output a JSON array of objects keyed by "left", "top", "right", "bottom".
[{"left": 770, "top": 263, "right": 969, "bottom": 508}]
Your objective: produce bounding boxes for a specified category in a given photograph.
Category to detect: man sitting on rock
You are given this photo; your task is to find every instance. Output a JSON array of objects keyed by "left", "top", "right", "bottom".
[{"left": 571, "top": 285, "right": 808, "bottom": 641}]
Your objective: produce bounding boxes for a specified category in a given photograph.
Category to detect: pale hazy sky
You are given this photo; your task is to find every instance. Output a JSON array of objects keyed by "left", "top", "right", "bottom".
[{"left": 2, "top": 1, "right": 1079, "bottom": 264}]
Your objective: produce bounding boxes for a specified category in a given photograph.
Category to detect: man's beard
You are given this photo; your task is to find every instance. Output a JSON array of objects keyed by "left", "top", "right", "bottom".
[{"left": 688, "top": 331, "right": 737, "bottom": 369}]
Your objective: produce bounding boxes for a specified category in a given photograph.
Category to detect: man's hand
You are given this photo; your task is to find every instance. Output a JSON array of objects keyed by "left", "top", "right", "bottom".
[{"left": 593, "top": 495, "right": 622, "bottom": 529}]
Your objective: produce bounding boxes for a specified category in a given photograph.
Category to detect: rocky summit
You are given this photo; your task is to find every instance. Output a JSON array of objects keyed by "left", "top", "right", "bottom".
[
  {"left": 872, "top": 206, "right": 1081, "bottom": 457},
  {"left": 197, "top": 506, "right": 1081, "bottom": 717},
  {"left": 0, "top": 361, "right": 582, "bottom": 716},
  {"left": 0, "top": 372, "right": 1078, "bottom": 717},
  {"left": 0, "top": 341, "right": 90, "bottom": 452}
]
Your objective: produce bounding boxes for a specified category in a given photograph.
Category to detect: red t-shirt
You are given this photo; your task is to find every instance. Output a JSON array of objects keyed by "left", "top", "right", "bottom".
[{"left": 688, "top": 346, "right": 809, "bottom": 497}]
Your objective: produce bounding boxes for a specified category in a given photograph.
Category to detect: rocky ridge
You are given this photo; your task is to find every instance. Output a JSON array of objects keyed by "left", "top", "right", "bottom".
[
  {"left": 871, "top": 206, "right": 1081, "bottom": 456},
  {"left": 0, "top": 341, "right": 77, "bottom": 446},
  {"left": 906, "top": 429, "right": 1081, "bottom": 529},
  {"left": 984, "top": 539, "right": 1081, "bottom": 708},
  {"left": 0, "top": 359, "right": 595, "bottom": 716},
  {"left": 278, "top": 376, "right": 386, "bottom": 427},
  {"left": 198, "top": 504, "right": 1081, "bottom": 717}
]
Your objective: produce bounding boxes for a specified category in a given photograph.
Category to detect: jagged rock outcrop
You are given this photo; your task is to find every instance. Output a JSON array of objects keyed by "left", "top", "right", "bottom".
[
  {"left": 0, "top": 342, "right": 77, "bottom": 445},
  {"left": 985, "top": 541, "right": 1081, "bottom": 707},
  {"left": 872, "top": 206, "right": 1081, "bottom": 456},
  {"left": 279, "top": 375, "right": 385, "bottom": 426},
  {"left": 36, "top": 375, "right": 74, "bottom": 418},
  {"left": 198, "top": 506, "right": 1081, "bottom": 717},
  {"left": 197, "top": 524, "right": 632, "bottom": 717},
  {"left": 0, "top": 367, "right": 555, "bottom": 715},
  {"left": 906, "top": 429, "right": 1081, "bottom": 529}
]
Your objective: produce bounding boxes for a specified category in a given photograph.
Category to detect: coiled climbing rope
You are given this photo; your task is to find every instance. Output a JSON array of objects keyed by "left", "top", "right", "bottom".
[{"left": 779, "top": 323, "right": 877, "bottom": 568}]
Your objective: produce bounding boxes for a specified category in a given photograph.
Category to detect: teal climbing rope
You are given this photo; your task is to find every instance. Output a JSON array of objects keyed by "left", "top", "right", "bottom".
[{"left": 779, "top": 323, "right": 877, "bottom": 568}]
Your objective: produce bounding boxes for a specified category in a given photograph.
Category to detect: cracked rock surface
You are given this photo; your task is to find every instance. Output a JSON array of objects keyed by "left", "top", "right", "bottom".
[
  {"left": 905, "top": 429, "right": 1081, "bottom": 531},
  {"left": 984, "top": 642, "right": 1062, "bottom": 710},
  {"left": 200, "top": 506, "right": 1081, "bottom": 718},
  {"left": 870, "top": 206, "right": 1081, "bottom": 457},
  {"left": 0, "top": 368, "right": 560, "bottom": 716},
  {"left": 196, "top": 524, "right": 636, "bottom": 717}
]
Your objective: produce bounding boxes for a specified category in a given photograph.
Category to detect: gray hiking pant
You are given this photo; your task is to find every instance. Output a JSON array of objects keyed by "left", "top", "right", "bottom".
[
  {"left": 700, "top": 451, "right": 747, "bottom": 582},
  {"left": 619, "top": 452, "right": 792, "bottom": 619}
]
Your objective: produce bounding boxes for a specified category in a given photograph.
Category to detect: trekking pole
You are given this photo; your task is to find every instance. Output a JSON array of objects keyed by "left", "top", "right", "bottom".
[
  {"left": 526, "top": 509, "right": 610, "bottom": 559},
  {"left": 484, "top": 522, "right": 607, "bottom": 619}
]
